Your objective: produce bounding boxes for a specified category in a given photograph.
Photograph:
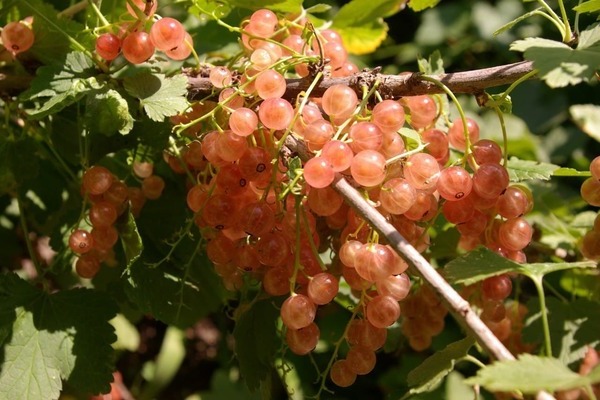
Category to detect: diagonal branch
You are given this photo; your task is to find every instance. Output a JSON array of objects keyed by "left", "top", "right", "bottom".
[{"left": 283, "top": 135, "right": 555, "bottom": 400}]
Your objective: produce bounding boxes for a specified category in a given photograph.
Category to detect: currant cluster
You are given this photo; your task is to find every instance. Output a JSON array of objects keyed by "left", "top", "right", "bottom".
[
  {"left": 95, "top": 0, "right": 193, "bottom": 64},
  {"left": 579, "top": 156, "right": 600, "bottom": 260},
  {"left": 400, "top": 284, "right": 448, "bottom": 351},
  {"left": 0, "top": 17, "right": 34, "bottom": 57},
  {"left": 69, "top": 162, "right": 164, "bottom": 278},
  {"left": 159, "top": 6, "right": 540, "bottom": 389}
]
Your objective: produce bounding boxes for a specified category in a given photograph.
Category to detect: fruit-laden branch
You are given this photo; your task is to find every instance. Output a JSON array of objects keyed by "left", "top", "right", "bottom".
[
  {"left": 283, "top": 136, "right": 556, "bottom": 400},
  {"left": 186, "top": 60, "right": 535, "bottom": 101}
]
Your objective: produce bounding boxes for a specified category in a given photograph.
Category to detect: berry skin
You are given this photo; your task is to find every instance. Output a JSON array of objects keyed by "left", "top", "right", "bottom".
[
  {"left": 150, "top": 17, "right": 186, "bottom": 52},
  {"left": 95, "top": 33, "right": 121, "bottom": 61},
  {"left": 1, "top": 21, "right": 35, "bottom": 55},
  {"left": 122, "top": 32, "right": 155, "bottom": 64}
]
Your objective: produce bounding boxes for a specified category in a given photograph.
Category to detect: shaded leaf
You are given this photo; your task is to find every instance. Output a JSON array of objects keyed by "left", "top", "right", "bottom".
[
  {"left": 233, "top": 300, "right": 280, "bottom": 391},
  {"left": 507, "top": 156, "right": 560, "bottom": 182},
  {"left": 465, "top": 354, "right": 600, "bottom": 393},
  {"left": 86, "top": 89, "right": 134, "bottom": 136},
  {"left": 117, "top": 211, "right": 143, "bottom": 271},
  {"left": 124, "top": 73, "right": 188, "bottom": 122},
  {"left": 523, "top": 297, "right": 600, "bottom": 365},
  {"left": 0, "top": 274, "right": 117, "bottom": 399},
  {"left": 124, "top": 253, "right": 224, "bottom": 329},
  {"left": 570, "top": 104, "right": 600, "bottom": 141},
  {"left": 406, "top": 336, "right": 475, "bottom": 394}
]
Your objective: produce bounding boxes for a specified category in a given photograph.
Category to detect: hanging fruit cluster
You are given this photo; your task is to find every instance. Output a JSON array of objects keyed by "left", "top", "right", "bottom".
[{"left": 65, "top": 2, "right": 543, "bottom": 389}]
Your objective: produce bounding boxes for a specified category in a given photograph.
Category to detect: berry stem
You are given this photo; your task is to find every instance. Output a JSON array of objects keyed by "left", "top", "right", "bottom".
[
  {"left": 530, "top": 275, "right": 553, "bottom": 357},
  {"left": 486, "top": 94, "right": 509, "bottom": 166},
  {"left": 418, "top": 75, "right": 473, "bottom": 167}
]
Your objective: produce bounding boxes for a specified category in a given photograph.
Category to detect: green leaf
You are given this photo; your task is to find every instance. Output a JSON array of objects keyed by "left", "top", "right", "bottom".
[
  {"left": 570, "top": 104, "right": 600, "bottom": 141},
  {"left": 409, "top": 0, "right": 440, "bottom": 12},
  {"left": 188, "top": 0, "right": 232, "bottom": 18},
  {"left": 124, "top": 253, "right": 224, "bottom": 329},
  {"left": 465, "top": 354, "right": 600, "bottom": 393},
  {"left": 523, "top": 297, "right": 600, "bottom": 364},
  {"left": 333, "top": 22, "right": 389, "bottom": 55},
  {"left": 485, "top": 94, "right": 513, "bottom": 114},
  {"left": 574, "top": 0, "right": 600, "bottom": 13},
  {"left": 444, "top": 247, "right": 521, "bottom": 285},
  {"left": 199, "top": 369, "right": 262, "bottom": 400},
  {"left": 305, "top": 3, "right": 332, "bottom": 13},
  {"left": 560, "top": 269, "right": 600, "bottom": 301},
  {"left": 444, "top": 247, "right": 596, "bottom": 285},
  {"left": 86, "top": 89, "right": 134, "bottom": 136},
  {"left": 21, "top": 52, "right": 100, "bottom": 119},
  {"left": 19, "top": 0, "right": 92, "bottom": 64},
  {"left": 418, "top": 50, "right": 445, "bottom": 75},
  {"left": 332, "top": 0, "right": 405, "bottom": 54},
  {"left": 494, "top": 8, "right": 544, "bottom": 37},
  {"left": 117, "top": 211, "right": 143, "bottom": 271},
  {"left": 406, "top": 337, "right": 475, "bottom": 394},
  {"left": 233, "top": 300, "right": 280, "bottom": 391},
  {"left": 110, "top": 314, "right": 140, "bottom": 352},
  {"left": 510, "top": 25, "right": 600, "bottom": 87},
  {"left": 506, "top": 156, "right": 560, "bottom": 181},
  {"left": 124, "top": 73, "right": 189, "bottom": 122},
  {"left": 552, "top": 167, "right": 592, "bottom": 177},
  {"left": 226, "top": 0, "right": 302, "bottom": 13},
  {"left": 0, "top": 274, "right": 117, "bottom": 399}
]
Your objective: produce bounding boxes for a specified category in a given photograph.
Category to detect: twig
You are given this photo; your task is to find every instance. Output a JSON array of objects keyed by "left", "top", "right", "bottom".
[
  {"left": 283, "top": 136, "right": 555, "bottom": 400},
  {"left": 186, "top": 61, "right": 536, "bottom": 101}
]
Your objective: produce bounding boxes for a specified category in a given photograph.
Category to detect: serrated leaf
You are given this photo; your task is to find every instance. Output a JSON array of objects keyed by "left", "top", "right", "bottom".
[
  {"left": 233, "top": 300, "right": 280, "bottom": 391},
  {"left": 409, "top": 0, "right": 440, "bottom": 12},
  {"left": 465, "top": 354, "right": 600, "bottom": 393},
  {"left": 552, "top": 167, "right": 592, "bottom": 177},
  {"left": 506, "top": 156, "right": 560, "bottom": 181},
  {"left": 510, "top": 26, "right": 600, "bottom": 87},
  {"left": 444, "top": 246, "right": 596, "bottom": 285},
  {"left": 406, "top": 337, "right": 475, "bottom": 394},
  {"left": 0, "top": 274, "right": 117, "bottom": 399},
  {"left": 570, "top": 104, "right": 600, "bottom": 141},
  {"left": 86, "top": 89, "right": 134, "bottom": 136},
  {"left": 21, "top": 52, "right": 100, "bottom": 119},
  {"left": 124, "top": 73, "right": 189, "bottom": 122},
  {"left": 332, "top": 0, "right": 405, "bottom": 54},
  {"left": 117, "top": 211, "right": 143, "bottom": 270},
  {"left": 574, "top": 0, "right": 600, "bottom": 13}
]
